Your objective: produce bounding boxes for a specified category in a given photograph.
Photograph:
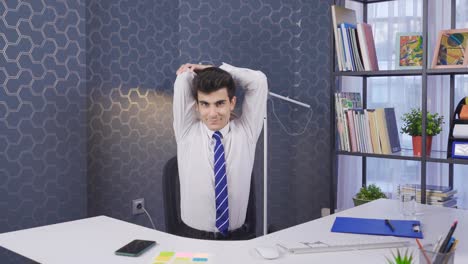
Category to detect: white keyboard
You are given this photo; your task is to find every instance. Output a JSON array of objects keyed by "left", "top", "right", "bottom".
[{"left": 278, "top": 241, "right": 411, "bottom": 254}]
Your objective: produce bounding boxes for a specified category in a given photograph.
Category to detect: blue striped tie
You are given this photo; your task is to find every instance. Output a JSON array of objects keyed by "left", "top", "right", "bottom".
[{"left": 213, "top": 131, "right": 229, "bottom": 235}]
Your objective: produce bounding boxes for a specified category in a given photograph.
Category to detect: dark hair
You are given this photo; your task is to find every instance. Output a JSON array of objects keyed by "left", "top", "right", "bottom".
[{"left": 192, "top": 67, "right": 236, "bottom": 101}]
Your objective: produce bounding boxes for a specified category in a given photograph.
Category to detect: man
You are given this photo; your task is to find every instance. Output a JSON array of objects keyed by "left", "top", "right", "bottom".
[{"left": 173, "top": 62, "right": 268, "bottom": 240}]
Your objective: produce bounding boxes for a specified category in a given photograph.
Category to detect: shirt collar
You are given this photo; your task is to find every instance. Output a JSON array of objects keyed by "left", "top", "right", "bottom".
[{"left": 204, "top": 122, "right": 230, "bottom": 139}]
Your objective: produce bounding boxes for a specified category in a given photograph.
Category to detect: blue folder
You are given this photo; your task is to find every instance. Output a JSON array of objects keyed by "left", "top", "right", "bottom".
[{"left": 331, "top": 217, "right": 423, "bottom": 239}]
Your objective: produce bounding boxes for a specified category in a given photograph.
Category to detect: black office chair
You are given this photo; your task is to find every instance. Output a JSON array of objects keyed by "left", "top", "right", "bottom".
[{"left": 162, "top": 156, "right": 256, "bottom": 239}]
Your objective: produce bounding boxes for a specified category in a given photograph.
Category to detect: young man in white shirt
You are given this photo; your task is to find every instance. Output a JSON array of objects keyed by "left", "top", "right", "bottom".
[{"left": 173, "top": 63, "right": 268, "bottom": 240}]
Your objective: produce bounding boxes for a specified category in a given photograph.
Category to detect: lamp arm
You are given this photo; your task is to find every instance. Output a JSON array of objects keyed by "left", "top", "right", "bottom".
[
  {"left": 269, "top": 92, "right": 311, "bottom": 109},
  {"left": 263, "top": 91, "right": 310, "bottom": 235}
]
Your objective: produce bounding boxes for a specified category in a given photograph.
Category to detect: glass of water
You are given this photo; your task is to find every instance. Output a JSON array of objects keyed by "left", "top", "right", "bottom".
[{"left": 399, "top": 185, "right": 417, "bottom": 216}]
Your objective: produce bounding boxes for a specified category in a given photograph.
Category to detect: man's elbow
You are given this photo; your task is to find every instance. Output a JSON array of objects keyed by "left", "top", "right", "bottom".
[
  {"left": 256, "top": 71, "right": 268, "bottom": 90},
  {"left": 174, "top": 71, "right": 194, "bottom": 89}
]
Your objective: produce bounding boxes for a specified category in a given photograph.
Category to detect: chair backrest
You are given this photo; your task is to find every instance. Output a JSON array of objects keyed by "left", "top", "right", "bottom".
[
  {"left": 162, "top": 156, "right": 256, "bottom": 237},
  {"left": 162, "top": 156, "right": 182, "bottom": 235}
]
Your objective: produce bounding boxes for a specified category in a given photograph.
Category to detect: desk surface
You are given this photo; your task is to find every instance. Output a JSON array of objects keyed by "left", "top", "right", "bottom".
[{"left": 0, "top": 199, "right": 466, "bottom": 264}]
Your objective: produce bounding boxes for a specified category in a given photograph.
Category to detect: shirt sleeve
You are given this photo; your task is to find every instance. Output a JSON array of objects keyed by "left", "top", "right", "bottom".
[
  {"left": 173, "top": 71, "right": 197, "bottom": 142},
  {"left": 219, "top": 63, "right": 268, "bottom": 142}
]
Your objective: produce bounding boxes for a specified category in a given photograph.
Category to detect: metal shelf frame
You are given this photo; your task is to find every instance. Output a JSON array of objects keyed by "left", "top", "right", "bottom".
[{"left": 330, "top": 0, "right": 462, "bottom": 213}]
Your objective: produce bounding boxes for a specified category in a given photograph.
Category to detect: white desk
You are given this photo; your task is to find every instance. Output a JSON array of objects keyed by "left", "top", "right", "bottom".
[{"left": 0, "top": 199, "right": 466, "bottom": 263}]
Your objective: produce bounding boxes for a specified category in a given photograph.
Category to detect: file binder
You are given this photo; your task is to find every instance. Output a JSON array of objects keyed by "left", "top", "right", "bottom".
[{"left": 331, "top": 217, "right": 423, "bottom": 239}]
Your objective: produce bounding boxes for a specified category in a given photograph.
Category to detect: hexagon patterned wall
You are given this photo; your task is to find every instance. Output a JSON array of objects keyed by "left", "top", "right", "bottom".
[
  {"left": 86, "top": 0, "right": 332, "bottom": 235},
  {"left": 86, "top": 0, "right": 180, "bottom": 231},
  {"left": 178, "top": 0, "right": 332, "bottom": 231},
  {"left": 0, "top": 0, "right": 87, "bottom": 263},
  {"left": 1, "top": 0, "right": 331, "bottom": 262}
]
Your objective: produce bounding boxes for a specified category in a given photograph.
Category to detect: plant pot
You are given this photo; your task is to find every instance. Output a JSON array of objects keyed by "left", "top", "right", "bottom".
[
  {"left": 412, "top": 136, "right": 433, "bottom": 156},
  {"left": 352, "top": 197, "right": 371, "bottom": 206}
]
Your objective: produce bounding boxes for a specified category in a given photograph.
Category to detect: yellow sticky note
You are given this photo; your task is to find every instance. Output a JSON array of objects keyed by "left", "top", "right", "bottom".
[
  {"left": 155, "top": 256, "right": 172, "bottom": 262},
  {"left": 154, "top": 251, "right": 175, "bottom": 262},
  {"left": 159, "top": 251, "right": 175, "bottom": 257},
  {"left": 172, "top": 259, "right": 191, "bottom": 264}
]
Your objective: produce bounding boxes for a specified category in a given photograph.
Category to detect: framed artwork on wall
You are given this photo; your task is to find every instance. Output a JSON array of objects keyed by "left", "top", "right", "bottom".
[
  {"left": 432, "top": 29, "right": 468, "bottom": 69},
  {"left": 396, "top": 32, "right": 423, "bottom": 69}
]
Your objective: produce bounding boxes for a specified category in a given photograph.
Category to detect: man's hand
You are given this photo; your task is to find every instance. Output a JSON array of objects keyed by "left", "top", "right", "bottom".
[{"left": 176, "top": 63, "right": 213, "bottom": 75}]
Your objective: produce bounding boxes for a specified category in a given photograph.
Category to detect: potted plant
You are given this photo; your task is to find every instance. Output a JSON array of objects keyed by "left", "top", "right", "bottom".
[
  {"left": 385, "top": 248, "right": 414, "bottom": 264},
  {"left": 400, "top": 108, "right": 444, "bottom": 156},
  {"left": 353, "top": 184, "right": 387, "bottom": 206}
]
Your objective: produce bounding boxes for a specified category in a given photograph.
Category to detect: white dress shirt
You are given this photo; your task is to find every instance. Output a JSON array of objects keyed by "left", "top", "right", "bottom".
[{"left": 173, "top": 63, "right": 268, "bottom": 232}]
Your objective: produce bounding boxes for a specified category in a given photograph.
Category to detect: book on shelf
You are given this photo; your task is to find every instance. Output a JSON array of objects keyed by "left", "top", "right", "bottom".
[
  {"left": 334, "top": 93, "right": 401, "bottom": 155},
  {"left": 419, "top": 197, "right": 457, "bottom": 207},
  {"left": 367, "top": 110, "right": 382, "bottom": 154},
  {"left": 400, "top": 184, "right": 458, "bottom": 208},
  {"left": 416, "top": 196, "right": 457, "bottom": 205},
  {"left": 341, "top": 23, "right": 356, "bottom": 71},
  {"left": 421, "top": 194, "right": 454, "bottom": 202},
  {"left": 335, "top": 92, "right": 362, "bottom": 152},
  {"left": 350, "top": 27, "right": 365, "bottom": 71},
  {"left": 364, "top": 110, "right": 374, "bottom": 153},
  {"left": 373, "top": 107, "right": 400, "bottom": 154},
  {"left": 356, "top": 23, "right": 379, "bottom": 71},
  {"left": 375, "top": 108, "right": 391, "bottom": 154},
  {"left": 331, "top": 5, "right": 356, "bottom": 71},
  {"left": 331, "top": 5, "right": 378, "bottom": 72},
  {"left": 354, "top": 110, "right": 364, "bottom": 152},
  {"left": 336, "top": 104, "right": 400, "bottom": 154},
  {"left": 334, "top": 93, "right": 345, "bottom": 151},
  {"left": 415, "top": 196, "right": 457, "bottom": 207},
  {"left": 384, "top": 108, "right": 401, "bottom": 153},
  {"left": 400, "top": 184, "right": 458, "bottom": 198},
  {"left": 347, "top": 110, "right": 358, "bottom": 152}
]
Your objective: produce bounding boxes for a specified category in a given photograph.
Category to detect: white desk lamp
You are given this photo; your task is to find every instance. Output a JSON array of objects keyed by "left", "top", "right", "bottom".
[{"left": 263, "top": 91, "right": 311, "bottom": 235}]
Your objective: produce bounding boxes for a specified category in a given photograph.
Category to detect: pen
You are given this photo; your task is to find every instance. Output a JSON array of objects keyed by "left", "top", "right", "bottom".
[
  {"left": 431, "top": 236, "right": 443, "bottom": 263},
  {"left": 432, "top": 235, "right": 443, "bottom": 252},
  {"left": 416, "top": 239, "right": 431, "bottom": 264},
  {"left": 385, "top": 219, "right": 395, "bottom": 232},
  {"left": 443, "top": 237, "right": 455, "bottom": 253},
  {"left": 439, "top": 220, "right": 458, "bottom": 253},
  {"left": 433, "top": 220, "right": 458, "bottom": 264},
  {"left": 448, "top": 239, "right": 459, "bottom": 252}
]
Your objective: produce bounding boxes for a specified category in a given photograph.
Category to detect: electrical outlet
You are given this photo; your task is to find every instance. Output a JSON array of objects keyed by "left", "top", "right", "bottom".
[
  {"left": 132, "top": 198, "right": 145, "bottom": 215},
  {"left": 321, "top": 207, "right": 331, "bottom": 217}
]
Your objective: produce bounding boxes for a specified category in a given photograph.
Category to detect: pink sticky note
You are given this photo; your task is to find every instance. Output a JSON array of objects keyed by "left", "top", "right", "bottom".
[{"left": 175, "top": 252, "right": 193, "bottom": 258}]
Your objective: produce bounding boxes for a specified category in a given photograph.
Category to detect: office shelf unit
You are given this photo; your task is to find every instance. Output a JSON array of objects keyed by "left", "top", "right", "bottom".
[{"left": 329, "top": 0, "right": 466, "bottom": 213}]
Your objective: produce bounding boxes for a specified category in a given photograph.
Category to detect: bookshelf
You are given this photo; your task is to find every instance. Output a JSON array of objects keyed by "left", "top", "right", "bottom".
[{"left": 330, "top": 0, "right": 464, "bottom": 213}]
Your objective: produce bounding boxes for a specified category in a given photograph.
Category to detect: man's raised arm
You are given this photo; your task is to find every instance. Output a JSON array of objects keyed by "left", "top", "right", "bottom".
[
  {"left": 173, "top": 63, "right": 214, "bottom": 141},
  {"left": 173, "top": 71, "right": 197, "bottom": 142},
  {"left": 219, "top": 63, "right": 268, "bottom": 142}
]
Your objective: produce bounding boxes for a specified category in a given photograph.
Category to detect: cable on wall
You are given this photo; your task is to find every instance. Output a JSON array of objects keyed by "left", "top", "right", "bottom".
[
  {"left": 268, "top": 97, "right": 314, "bottom": 136},
  {"left": 143, "top": 207, "right": 156, "bottom": 230}
]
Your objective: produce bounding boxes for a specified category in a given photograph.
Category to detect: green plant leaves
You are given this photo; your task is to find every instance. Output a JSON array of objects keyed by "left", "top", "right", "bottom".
[
  {"left": 400, "top": 108, "right": 444, "bottom": 136},
  {"left": 386, "top": 248, "right": 414, "bottom": 264},
  {"left": 355, "top": 184, "right": 387, "bottom": 200}
]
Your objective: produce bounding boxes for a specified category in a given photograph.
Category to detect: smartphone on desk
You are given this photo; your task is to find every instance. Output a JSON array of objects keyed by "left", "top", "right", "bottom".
[{"left": 115, "top": 239, "right": 156, "bottom": 257}]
